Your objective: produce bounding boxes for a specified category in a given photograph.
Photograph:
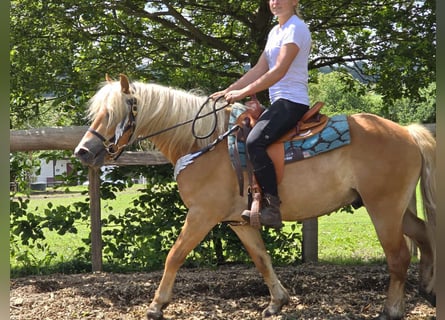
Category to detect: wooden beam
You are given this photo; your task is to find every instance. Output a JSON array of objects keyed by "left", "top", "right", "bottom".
[
  {"left": 10, "top": 126, "right": 170, "bottom": 165},
  {"left": 106, "top": 151, "right": 169, "bottom": 166},
  {"left": 88, "top": 167, "right": 102, "bottom": 272},
  {"left": 10, "top": 126, "right": 88, "bottom": 152},
  {"left": 422, "top": 123, "right": 436, "bottom": 136}
]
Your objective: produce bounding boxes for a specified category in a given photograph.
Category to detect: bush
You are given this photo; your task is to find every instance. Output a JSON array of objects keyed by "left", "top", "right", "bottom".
[{"left": 10, "top": 163, "right": 302, "bottom": 275}]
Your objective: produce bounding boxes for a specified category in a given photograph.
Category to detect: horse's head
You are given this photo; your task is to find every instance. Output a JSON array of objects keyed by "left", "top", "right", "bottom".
[{"left": 74, "top": 74, "right": 138, "bottom": 167}]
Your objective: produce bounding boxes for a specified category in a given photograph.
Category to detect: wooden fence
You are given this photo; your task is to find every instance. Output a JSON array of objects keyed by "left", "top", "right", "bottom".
[{"left": 10, "top": 124, "right": 436, "bottom": 271}]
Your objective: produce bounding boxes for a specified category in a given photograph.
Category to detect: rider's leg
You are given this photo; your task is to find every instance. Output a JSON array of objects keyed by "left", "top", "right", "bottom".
[{"left": 242, "top": 99, "right": 308, "bottom": 229}]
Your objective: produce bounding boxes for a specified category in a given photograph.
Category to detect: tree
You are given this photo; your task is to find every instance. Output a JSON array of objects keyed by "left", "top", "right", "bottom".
[
  {"left": 10, "top": 0, "right": 435, "bottom": 129},
  {"left": 10, "top": 1, "right": 436, "bottom": 273},
  {"left": 309, "top": 71, "right": 383, "bottom": 116},
  {"left": 390, "top": 82, "right": 436, "bottom": 124}
]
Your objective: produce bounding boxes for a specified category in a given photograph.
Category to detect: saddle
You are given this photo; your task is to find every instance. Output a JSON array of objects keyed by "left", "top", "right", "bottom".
[
  {"left": 233, "top": 97, "right": 328, "bottom": 197},
  {"left": 236, "top": 98, "right": 327, "bottom": 138}
]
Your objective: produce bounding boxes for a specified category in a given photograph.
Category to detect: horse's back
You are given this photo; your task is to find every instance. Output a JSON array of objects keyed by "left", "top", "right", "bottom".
[
  {"left": 349, "top": 113, "right": 418, "bottom": 142},
  {"left": 347, "top": 113, "right": 422, "bottom": 167},
  {"left": 279, "top": 113, "right": 423, "bottom": 220}
]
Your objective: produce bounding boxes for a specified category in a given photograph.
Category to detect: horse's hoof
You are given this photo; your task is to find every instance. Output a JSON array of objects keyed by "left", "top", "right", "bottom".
[
  {"left": 420, "top": 287, "right": 436, "bottom": 307},
  {"left": 146, "top": 309, "right": 163, "bottom": 320},
  {"left": 261, "top": 296, "right": 289, "bottom": 318},
  {"left": 372, "top": 312, "right": 402, "bottom": 320},
  {"left": 262, "top": 308, "right": 276, "bottom": 318},
  {"left": 262, "top": 304, "right": 282, "bottom": 318}
]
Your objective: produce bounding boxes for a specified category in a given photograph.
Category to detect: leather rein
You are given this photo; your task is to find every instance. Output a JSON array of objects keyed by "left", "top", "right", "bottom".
[{"left": 88, "top": 95, "right": 231, "bottom": 161}]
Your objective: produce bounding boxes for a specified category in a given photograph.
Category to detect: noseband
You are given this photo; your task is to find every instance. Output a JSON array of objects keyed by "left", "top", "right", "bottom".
[{"left": 88, "top": 97, "right": 138, "bottom": 161}]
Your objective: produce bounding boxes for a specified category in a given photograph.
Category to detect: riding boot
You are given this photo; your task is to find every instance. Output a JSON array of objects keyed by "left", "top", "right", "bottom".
[{"left": 241, "top": 193, "right": 283, "bottom": 230}]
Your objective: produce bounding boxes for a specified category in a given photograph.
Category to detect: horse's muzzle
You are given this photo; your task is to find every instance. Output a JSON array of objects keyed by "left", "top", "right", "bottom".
[
  {"left": 74, "top": 146, "right": 94, "bottom": 165},
  {"left": 74, "top": 145, "right": 106, "bottom": 167}
]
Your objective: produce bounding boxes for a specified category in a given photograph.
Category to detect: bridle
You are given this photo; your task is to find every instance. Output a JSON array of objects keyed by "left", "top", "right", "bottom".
[
  {"left": 87, "top": 92, "right": 230, "bottom": 161},
  {"left": 88, "top": 96, "right": 138, "bottom": 161}
]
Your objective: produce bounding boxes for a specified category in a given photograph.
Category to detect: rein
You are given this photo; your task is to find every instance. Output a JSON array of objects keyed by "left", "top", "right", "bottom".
[
  {"left": 135, "top": 96, "right": 229, "bottom": 143},
  {"left": 88, "top": 95, "right": 233, "bottom": 160}
]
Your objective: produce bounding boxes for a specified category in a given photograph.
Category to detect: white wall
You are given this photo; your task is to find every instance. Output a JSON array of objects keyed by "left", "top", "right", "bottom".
[{"left": 35, "top": 159, "right": 71, "bottom": 184}]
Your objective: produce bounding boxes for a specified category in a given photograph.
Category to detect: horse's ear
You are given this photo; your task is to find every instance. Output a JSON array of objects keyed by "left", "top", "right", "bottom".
[
  {"left": 105, "top": 73, "right": 114, "bottom": 83},
  {"left": 119, "top": 74, "right": 131, "bottom": 94}
]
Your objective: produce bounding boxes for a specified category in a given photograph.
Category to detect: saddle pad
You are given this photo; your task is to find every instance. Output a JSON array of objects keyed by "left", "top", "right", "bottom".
[
  {"left": 228, "top": 103, "right": 250, "bottom": 127},
  {"left": 227, "top": 114, "right": 351, "bottom": 168}
]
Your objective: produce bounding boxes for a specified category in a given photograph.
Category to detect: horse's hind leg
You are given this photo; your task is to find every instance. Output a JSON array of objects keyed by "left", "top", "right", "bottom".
[
  {"left": 146, "top": 211, "right": 217, "bottom": 320},
  {"left": 368, "top": 206, "right": 411, "bottom": 320},
  {"left": 230, "top": 225, "right": 290, "bottom": 318},
  {"left": 402, "top": 200, "right": 436, "bottom": 306}
]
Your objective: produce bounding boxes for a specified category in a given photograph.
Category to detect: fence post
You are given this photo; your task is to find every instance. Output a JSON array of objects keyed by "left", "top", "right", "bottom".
[
  {"left": 88, "top": 167, "right": 103, "bottom": 271},
  {"left": 302, "top": 218, "right": 318, "bottom": 263}
]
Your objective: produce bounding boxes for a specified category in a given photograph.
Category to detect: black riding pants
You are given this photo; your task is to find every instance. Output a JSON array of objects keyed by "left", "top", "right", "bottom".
[{"left": 246, "top": 98, "right": 309, "bottom": 196}]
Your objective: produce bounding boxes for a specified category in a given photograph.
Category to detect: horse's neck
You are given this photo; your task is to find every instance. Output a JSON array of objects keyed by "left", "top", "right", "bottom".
[{"left": 138, "top": 87, "right": 223, "bottom": 164}]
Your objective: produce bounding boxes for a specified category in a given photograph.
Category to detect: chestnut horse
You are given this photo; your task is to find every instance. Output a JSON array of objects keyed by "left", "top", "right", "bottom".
[{"left": 75, "top": 74, "right": 436, "bottom": 319}]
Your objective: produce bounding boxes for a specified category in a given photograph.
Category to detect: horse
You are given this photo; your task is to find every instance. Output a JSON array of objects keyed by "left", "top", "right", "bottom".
[{"left": 74, "top": 74, "right": 436, "bottom": 320}]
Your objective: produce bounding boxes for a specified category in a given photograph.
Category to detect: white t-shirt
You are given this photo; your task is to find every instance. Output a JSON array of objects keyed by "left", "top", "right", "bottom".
[{"left": 264, "top": 15, "right": 311, "bottom": 105}]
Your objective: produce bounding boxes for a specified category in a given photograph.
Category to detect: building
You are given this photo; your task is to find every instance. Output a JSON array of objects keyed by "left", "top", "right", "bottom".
[{"left": 35, "top": 159, "right": 73, "bottom": 187}]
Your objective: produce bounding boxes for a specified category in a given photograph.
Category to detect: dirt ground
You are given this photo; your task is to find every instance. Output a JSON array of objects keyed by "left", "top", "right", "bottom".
[{"left": 10, "top": 263, "right": 435, "bottom": 320}]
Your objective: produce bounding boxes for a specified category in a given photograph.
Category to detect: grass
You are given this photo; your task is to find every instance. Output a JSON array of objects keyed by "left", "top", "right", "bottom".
[
  {"left": 318, "top": 185, "right": 425, "bottom": 264},
  {"left": 24, "top": 188, "right": 90, "bottom": 258},
  {"left": 317, "top": 208, "right": 385, "bottom": 264},
  {"left": 10, "top": 184, "right": 144, "bottom": 273},
  {"left": 11, "top": 184, "right": 423, "bottom": 274}
]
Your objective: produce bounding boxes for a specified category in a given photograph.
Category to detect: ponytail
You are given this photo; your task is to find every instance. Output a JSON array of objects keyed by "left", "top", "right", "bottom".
[{"left": 294, "top": 3, "right": 303, "bottom": 19}]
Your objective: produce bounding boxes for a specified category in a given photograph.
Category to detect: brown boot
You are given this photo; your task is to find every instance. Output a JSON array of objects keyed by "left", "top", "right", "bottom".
[{"left": 241, "top": 194, "right": 283, "bottom": 230}]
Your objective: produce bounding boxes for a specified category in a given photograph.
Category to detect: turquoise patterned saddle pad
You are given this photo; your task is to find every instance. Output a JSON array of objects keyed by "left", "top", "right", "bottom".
[{"left": 228, "top": 111, "right": 351, "bottom": 167}]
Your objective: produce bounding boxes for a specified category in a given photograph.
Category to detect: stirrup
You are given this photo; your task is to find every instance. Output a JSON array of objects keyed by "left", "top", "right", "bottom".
[{"left": 241, "top": 209, "right": 283, "bottom": 230}]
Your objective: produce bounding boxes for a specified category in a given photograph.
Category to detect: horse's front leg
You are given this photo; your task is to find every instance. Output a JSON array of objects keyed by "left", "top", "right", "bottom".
[
  {"left": 146, "top": 210, "right": 217, "bottom": 320},
  {"left": 230, "top": 225, "right": 290, "bottom": 318}
]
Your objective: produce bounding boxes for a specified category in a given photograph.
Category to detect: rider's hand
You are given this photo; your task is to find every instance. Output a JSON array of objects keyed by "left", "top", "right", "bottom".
[
  {"left": 224, "top": 90, "right": 246, "bottom": 104},
  {"left": 210, "top": 90, "right": 228, "bottom": 101}
]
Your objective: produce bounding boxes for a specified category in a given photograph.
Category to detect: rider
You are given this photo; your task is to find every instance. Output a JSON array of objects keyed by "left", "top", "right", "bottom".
[{"left": 211, "top": 0, "right": 311, "bottom": 229}]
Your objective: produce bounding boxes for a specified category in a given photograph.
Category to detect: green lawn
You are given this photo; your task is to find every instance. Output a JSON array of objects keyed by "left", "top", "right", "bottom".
[
  {"left": 319, "top": 184, "right": 425, "bottom": 264},
  {"left": 12, "top": 184, "right": 423, "bottom": 272},
  {"left": 11, "top": 185, "right": 144, "bottom": 271},
  {"left": 317, "top": 208, "right": 385, "bottom": 264}
]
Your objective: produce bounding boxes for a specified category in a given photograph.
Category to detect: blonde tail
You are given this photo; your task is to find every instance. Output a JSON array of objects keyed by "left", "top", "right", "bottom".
[{"left": 407, "top": 124, "right": 436, "bottom": 292}]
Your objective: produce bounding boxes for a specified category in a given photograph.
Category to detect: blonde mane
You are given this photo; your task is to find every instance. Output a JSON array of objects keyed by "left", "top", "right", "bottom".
[{"left": 87, "top": 80, "right": 233, "bottom": 162}]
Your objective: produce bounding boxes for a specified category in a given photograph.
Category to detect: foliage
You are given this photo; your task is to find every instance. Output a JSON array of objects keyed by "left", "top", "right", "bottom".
[
  {"left": 9, "top": 152, "right": 41, "bottom": 194},
  {"left": 9, "top": 193, "right": 91, "bottom": 275},
  {"left": 388, "top": 82, "right": 436, "bottom": 124},
  {"left": 263, "top": 223, "right": 302, "bottom": 265},
  {"left": 101, "top": 180, "right": 184, "bottom": 270},
  {"left": 10, "top": 0, "right": 435, "bottom": 275},
  {"left": 10, "top": 150, "right": 106, "bottom": 275},
  {"left": 309, "top": 71, "right": 436, "bottom": 123},
  {"left": 10, "top": 0, "right": 435, "bottom": 129},
  {"left": 10, "top": 163, "right": 302, "bottom": 274},
  {"left": 309, "top": 70, "right": 383, "bottom": 116}
]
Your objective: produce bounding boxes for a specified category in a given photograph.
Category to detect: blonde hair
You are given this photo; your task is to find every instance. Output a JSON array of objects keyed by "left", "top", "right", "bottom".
[{"left": 295, "top": 2, "right": 303, "bottom": 19}]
